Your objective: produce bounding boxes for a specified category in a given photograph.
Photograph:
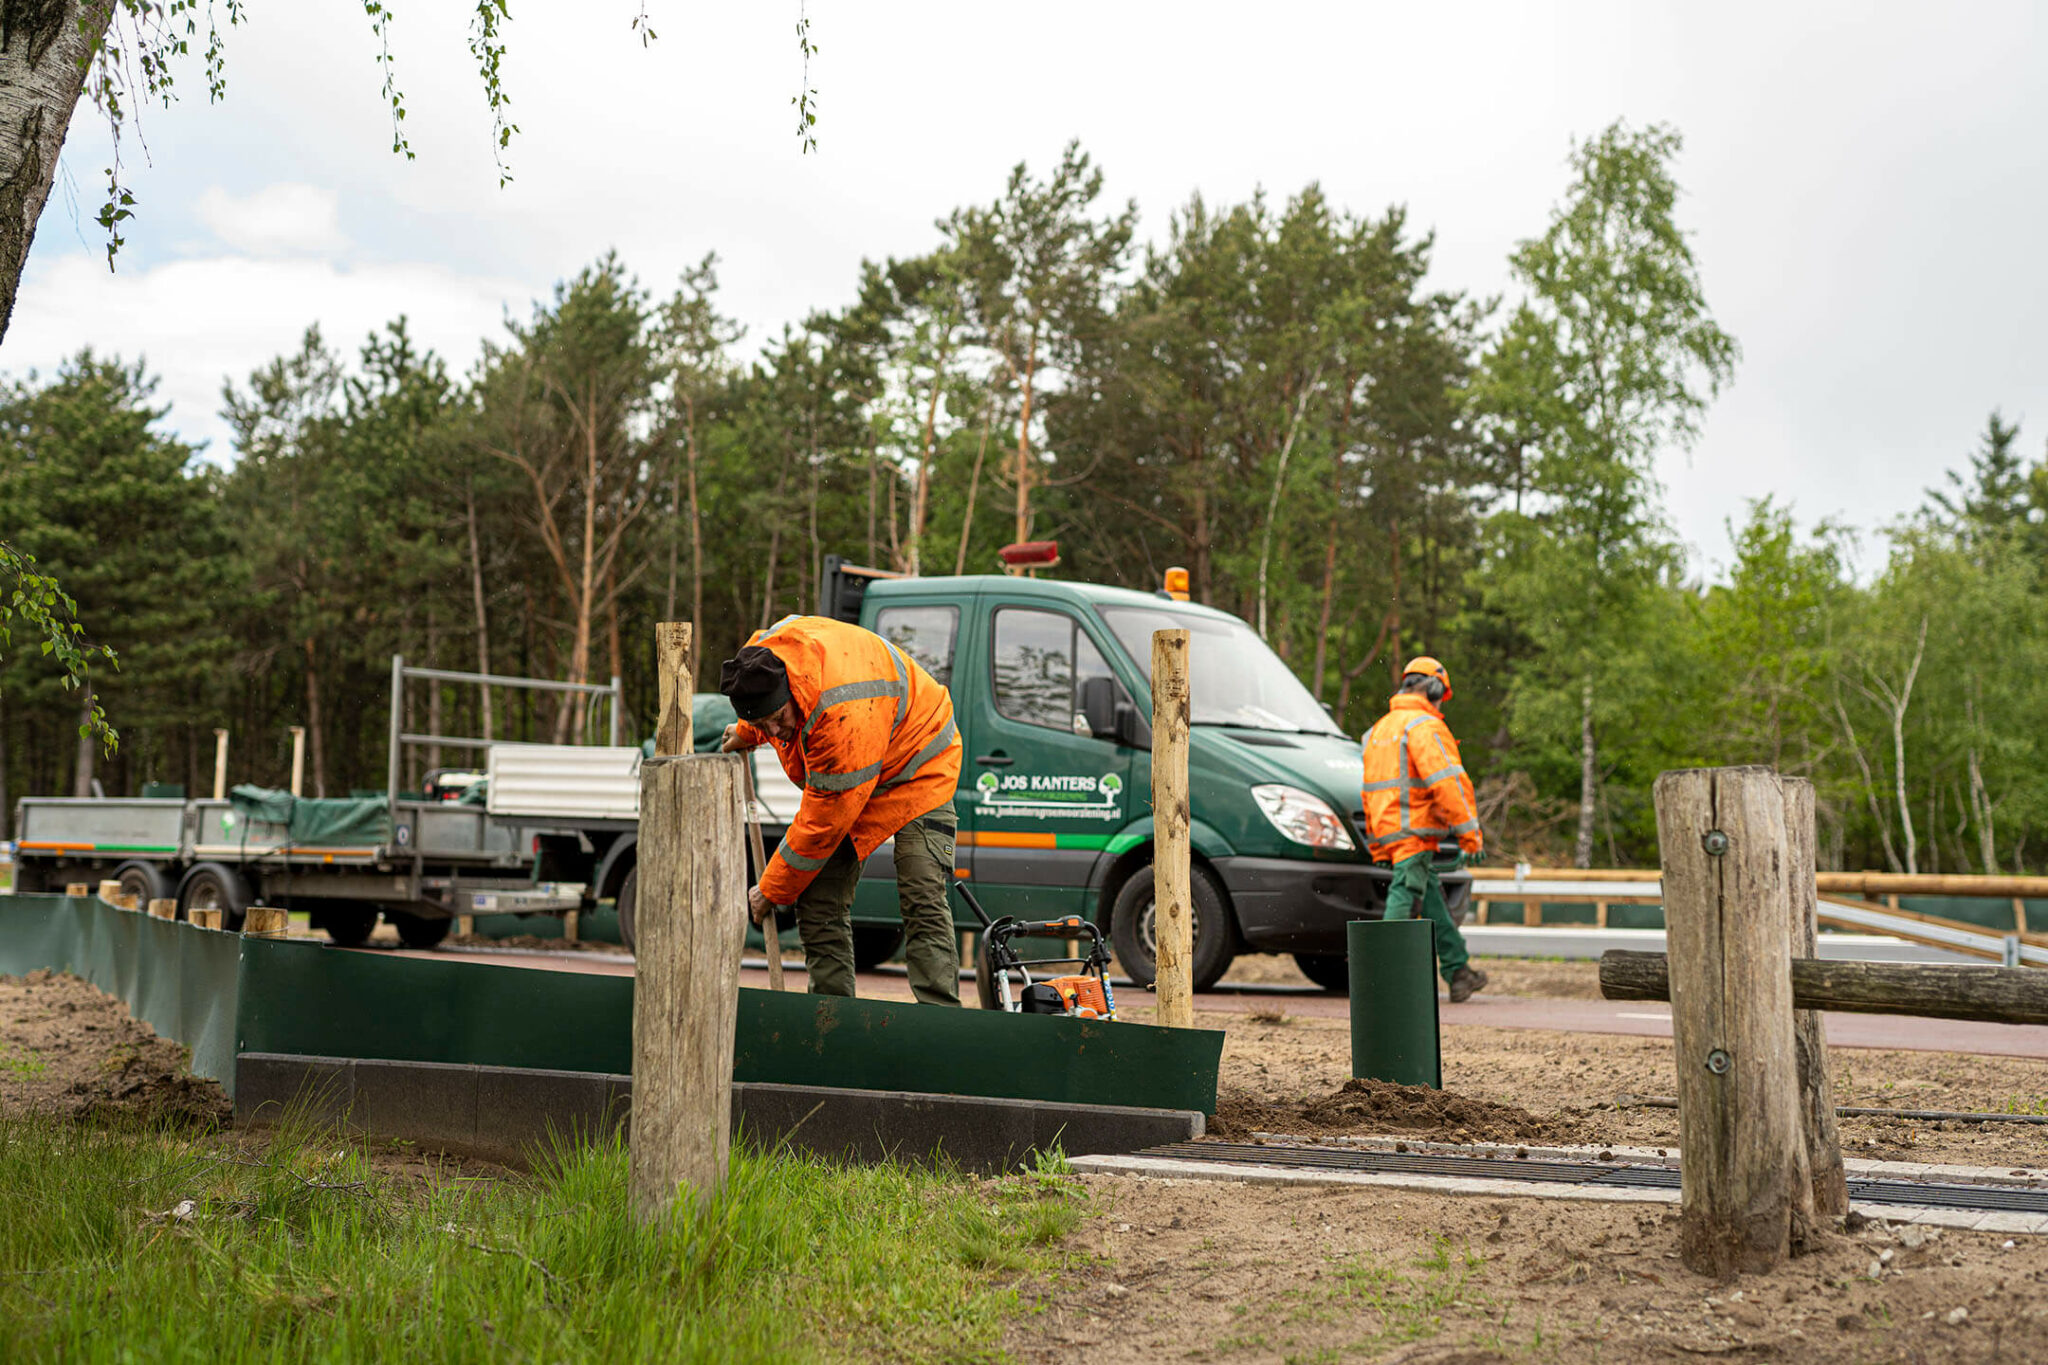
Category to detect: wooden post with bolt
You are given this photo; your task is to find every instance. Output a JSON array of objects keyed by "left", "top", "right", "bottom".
[
  {"left": 1655, "top": 766, "right": 1816, "bottom": 1277},
  {"left": 213, "top": 728, "right": 229, "bottom": 801},
  {"left": 1151, "top": 628, "right": 1194, "bottom": 1029},
  {"left": 630, "top": 624, "right": 748, "bottom": 1220},
  {"left": 289, "top": 726, "right": 307, "bottom": 797},
  {"left": 1782, "top": 778, "right": 1848, "bottom": 1216}
]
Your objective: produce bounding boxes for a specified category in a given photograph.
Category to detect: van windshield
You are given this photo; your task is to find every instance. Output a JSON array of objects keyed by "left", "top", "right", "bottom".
[{"left": 1097, "top": 605, "right": 1344, "bottom": 735}]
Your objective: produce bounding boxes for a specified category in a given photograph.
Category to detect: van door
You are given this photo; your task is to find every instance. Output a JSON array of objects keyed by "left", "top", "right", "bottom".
[
  {"left": 851, "top": 600, "right": 975, "bottom": 923},
  {"left": 963, "top": 604, "right": 1135, "bottom": 920}
]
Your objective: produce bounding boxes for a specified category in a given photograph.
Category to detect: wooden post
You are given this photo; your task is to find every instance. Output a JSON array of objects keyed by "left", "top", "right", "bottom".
[
  {"left": 1151, "top": 628, "right": 1193, "bottom": 1029},
  {"left": 1783, "top": 778, "right": 1847, "bottom": 1216},
  {"left": 289, "top": 726, "right": 307, "bottom": 797},
  {"left": 97, "top": 879, "right": 122, "bottom": 904},
  {"left": 212, "top": 728, "right": 229, "bottom": 801},
  {"left": 64, "top": 883, "right": 90, "bottom": 898},
  {"left": 563, "top": 908, "right": 580, "bottom": 944},
  {"left": 1654, "top": 766, "right": 1815, "bottom": 1278},
  {"left": 2017, "top": 898, "right": 2030, "bottom": 935},
  {"left": 654, "top": 622, "right": 695, "bottom": 759},
  {"left": 456, "top": 914, "right": 475, "bottom": 938},
  {"left": 1595, "top": 900, "right": 1609, "bottom": 928},
  {"left": 243, "top": 905, "right": 289, "bottom": 937},
  {"left": 189, "top": 908, "right": 223, "bottom": 930},
  {"left": 147, "top": 898, "right": 176, "bottom": 920},
  {"left": 630, "top": 750, "right": 747, "bottom": 1220}
]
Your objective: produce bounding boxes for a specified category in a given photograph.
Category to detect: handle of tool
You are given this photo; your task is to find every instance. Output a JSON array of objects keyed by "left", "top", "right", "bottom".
[{"left": 741, "top": 756, "right": 785, "bottom": 991}]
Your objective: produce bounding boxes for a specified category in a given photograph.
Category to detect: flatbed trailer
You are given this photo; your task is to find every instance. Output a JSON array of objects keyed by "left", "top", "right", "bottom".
[{"left": 10, "top": 659, "right": 796, "bottom": 948}]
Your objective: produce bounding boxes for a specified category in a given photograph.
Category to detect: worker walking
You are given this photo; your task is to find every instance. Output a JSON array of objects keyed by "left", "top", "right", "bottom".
[
  {"left": 719, "top": 615, "right": 964, "bottom": 1005},
  {"left": 1361, "top": 656, "right": 1489, "bottom": 1003}
]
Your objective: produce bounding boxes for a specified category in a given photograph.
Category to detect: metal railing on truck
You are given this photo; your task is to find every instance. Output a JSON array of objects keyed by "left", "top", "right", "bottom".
[{"left": 384, "top": 654, "right": 624, "bottom": 817}]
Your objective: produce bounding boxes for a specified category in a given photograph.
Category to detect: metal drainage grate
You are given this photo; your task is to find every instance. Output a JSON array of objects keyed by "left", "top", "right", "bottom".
[{"left": 1138, "top": 1142, "right": 2048, "bottom": 1215}]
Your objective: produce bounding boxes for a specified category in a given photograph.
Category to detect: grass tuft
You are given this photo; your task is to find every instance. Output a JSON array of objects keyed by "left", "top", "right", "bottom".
[{"left": 0, "top": 1114, "right": 1078, "bottom": 1362}]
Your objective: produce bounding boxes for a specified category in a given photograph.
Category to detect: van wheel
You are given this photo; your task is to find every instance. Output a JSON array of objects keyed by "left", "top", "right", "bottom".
[
  {"left": 177, "top": 863, "right": 252, "bottom": 931},
  {"left": 318, "top": 904, "right": 379, "bottom": 948},
  {"left": 111, "top": 860, "right": 175, "bottom": 908},
  {"left": 1110, "top": 862, "right": 1234, "bottom": 992},
  {"left": 617, "top": 868, "right": 638, "bottom": 954},
  {"left": 1293, "top": 952, "right": 1351, "bottom": 994},
  {"left": 852, "top": 924, "right": 901, "bottom": 973},
  {"left": 389, "top": 911, "right": 452, "bottom": 949}
]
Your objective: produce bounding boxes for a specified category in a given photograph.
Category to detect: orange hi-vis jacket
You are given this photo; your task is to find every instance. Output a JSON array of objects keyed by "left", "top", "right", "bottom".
[
  {"left": 1360, "top": 692, "right": 1483, "bottom": 865},
  {"left": 733, "top": 615, "right": 962, "bottom": 905}
]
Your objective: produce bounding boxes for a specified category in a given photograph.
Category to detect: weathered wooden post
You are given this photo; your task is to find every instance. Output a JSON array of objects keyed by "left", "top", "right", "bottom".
[
  {"left": 1783, "top": 778, "right": 1847, "bottom": 1216},
  {"left": 243, "top": 906, "right": 289, "bottom": 937},
  {"left": 1655, "top": 766, "right": 1815, "bottom": 1277},
  {"left": 1152, "top": 628, "right": 1193, "bottom": 1029},
  {"left": 630, "top": 624, "right": 747, "bottom": 1220},
  {"left": 212, "top": 728, "right": 229, "bottom": 801},
  {"left": 147, "top": 898, "right": 177, "bottom": 920}
]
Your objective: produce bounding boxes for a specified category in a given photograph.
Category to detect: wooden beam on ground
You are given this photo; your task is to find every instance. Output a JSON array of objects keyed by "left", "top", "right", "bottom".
[
  {"left": 630, "top": 748, "right": 746, "bottom": 1220},
  {"left": 1151, "top": 628, "right": 1193, "bottom": 1030},
  {"left": 1783, "top": 779, "right": 1847, "bottom": 1217},
  {"left": 1655, "top": 766, "right": 1815, "bottom": 1278},
  {"left": 1600, "top": 950, "right": 2048, "bottom": 1026}
]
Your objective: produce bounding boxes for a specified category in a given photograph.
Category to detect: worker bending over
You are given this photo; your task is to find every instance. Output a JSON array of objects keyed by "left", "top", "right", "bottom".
[
  {"left": 1361, "top": 656, "right": 1489, "bottom": 1003},
  {"left": 719, "top": 615, "right": 964, "bottom": 1005}
]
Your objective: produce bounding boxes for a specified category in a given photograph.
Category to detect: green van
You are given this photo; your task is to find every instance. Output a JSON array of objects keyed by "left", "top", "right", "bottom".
[{"left": 825, "top": 559, "right": 1472, "bottom": 991}]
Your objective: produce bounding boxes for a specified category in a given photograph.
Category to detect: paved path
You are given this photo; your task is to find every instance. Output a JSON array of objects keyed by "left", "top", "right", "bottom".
[{"left": 379, "top": 943, "right": 2048, "bottom": 1060}]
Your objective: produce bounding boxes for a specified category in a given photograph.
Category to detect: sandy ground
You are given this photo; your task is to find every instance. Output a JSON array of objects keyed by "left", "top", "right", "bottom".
[
  {"left": 0, "top": 969, "right": 229, "bottom": 1127},
  {"left": 1012, "top": 1177, "right": 2048, "bottom": 1365}
]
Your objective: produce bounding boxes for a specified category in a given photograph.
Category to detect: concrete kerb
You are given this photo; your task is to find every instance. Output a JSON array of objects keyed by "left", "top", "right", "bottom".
[{"left": 234, "top": 1053, "right": 1203, "bottom": 1172}]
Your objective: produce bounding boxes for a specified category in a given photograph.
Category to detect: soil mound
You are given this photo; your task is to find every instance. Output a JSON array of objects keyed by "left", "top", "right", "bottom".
[
  {"left": 1207, "top": 1077, "right": 1578, "bottom": 1144},
  {"left": 0, "top": 969, "right": 230, "bottom": 1129}
]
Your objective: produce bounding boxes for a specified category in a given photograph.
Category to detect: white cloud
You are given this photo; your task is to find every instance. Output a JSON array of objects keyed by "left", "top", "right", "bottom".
[
  {"left": 194, "top": 183, "right": 348, "bottom": 257},
  {"left": 4, "top": 250, "right": 525, "bottom": 458}
]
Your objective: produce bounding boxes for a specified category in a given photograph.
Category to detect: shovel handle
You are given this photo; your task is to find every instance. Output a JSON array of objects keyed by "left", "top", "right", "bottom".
[{"left": 742, "top": 757, "right": 785, "bottom": 991}]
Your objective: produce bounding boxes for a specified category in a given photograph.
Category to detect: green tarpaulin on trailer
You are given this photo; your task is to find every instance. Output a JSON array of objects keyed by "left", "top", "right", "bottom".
[{"left": 228, "top": 785, "right": 391, "bottom": 845}]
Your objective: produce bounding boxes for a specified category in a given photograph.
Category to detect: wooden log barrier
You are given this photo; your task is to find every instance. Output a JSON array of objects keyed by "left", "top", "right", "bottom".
[
  {"left": 1783, "top": 779, "right": 1847, "bottom": 1216},
  {"left": 1151, "top": 628, "right": 1193, "bottom": 1030},
  {"left": 630, "top": 749, "right": 747, "bottom": 1220},
  {"left": 1601, "top": 950, "right": 2048, "bottom": 1026},
  {"left": 243, "top": 905, "right": 290, "bottom": 937},
  {"left": 1655, "top": 766, "right": 1816, "bottom": 1278}
]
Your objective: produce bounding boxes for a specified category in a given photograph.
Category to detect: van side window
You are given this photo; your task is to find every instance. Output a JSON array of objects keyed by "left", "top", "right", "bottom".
[
  {"left": 993, "top": 608, "right": 1109, "bottom": 733},
  {"left": 874, "top": 605, "right": 958, "bottom": 688}
]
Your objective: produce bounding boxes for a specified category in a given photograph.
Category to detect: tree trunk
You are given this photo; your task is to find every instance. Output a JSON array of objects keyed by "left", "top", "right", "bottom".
[
  {"left": 1888, "top": 617, "right": 1928, "bottom": 876},
  {"left": 71, "top": 687, "right": 95, "bottom": 797},
  {"left": 866, "top": 432, "right": 879, "bottom": 565},
  {"left": 465, "top": 480, "right": 493, "bottom": 742},
  {"left": 955, "top": 390, "right": 994, "bottom": 575},
  {"left": 1255, "top": 379, "right": 1316, "bottom": 640},
  {"left": 909, "top": 351, "right": 948, "bottom": 576},
  {"left": 0, "top": 688, "right": 10, "bottom": 839},
  {"left": 1574, "top": 678, "right": 1597, "bottom": 869},
  {"left": 1011, "top": 328, "right": 1038, "bottom": 556},
  {"left": 0, "top": 0, "right": 112, "bottom": 344},
  {"left": 1310, "top": 511, "right": 1339, "bottom": 700},
  {"left": 686, "top": 397, "right": 704, "bottom": 636},
  {"left": 556, "top": 389, "right": 601, "bottom": 744},
  {"left": 300, "top": 638, "right": 326, "bottom": 797}
]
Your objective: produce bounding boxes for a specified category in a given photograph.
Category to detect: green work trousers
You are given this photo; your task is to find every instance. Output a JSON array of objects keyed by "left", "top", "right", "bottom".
[
  {"left": 1382, "top": 850, "right": 1470, "bottom": 985},
  {"left": 790, "top": 804, "right": 961, "bottom": 1006}
]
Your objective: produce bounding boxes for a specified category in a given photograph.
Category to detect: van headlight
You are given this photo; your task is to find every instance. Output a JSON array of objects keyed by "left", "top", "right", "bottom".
[{"left": 1251, "top": 785, "right": 1355, "bottom": 851}]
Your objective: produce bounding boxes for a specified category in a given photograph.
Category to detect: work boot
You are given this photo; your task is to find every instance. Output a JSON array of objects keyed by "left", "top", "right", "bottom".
[{"left": 1447, "top": 966, "right": 1488, "bottom": 1003}]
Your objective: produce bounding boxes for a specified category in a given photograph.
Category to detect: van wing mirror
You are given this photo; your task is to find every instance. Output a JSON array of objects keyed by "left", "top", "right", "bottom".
[{"left": 1078, "top": 676, "right": 1117, "bottom": 741}]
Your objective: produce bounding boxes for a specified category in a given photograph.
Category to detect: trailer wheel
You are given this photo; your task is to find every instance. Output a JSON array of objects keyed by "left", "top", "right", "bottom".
[
  {"left": 389, "top": 911, "right": 452, "bottom": 950},
  {"left": 111, "top": 860, "right": 175, "bottom": 908},
  {"left": 1110, "top": 860, "right": 1235, "bottom": 992},
  {"left": 317, "top": 904, "right": 378, "bottom": 948},
  {"left": 177, "top": 863, "right": 252, "bottom": 931},
  {"left": 616, "top": 868, "right": 638, "bottom": 954},
  {"left": 1292, "top": 952, "right": 1351, "bottom": 994}
]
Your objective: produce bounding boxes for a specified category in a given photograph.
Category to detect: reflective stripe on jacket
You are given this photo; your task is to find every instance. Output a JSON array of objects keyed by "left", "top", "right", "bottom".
[
  {"left": 732, "top": 614, "right": 962, "bottom": 904},
  {"left": 1360, "top": 692, "right": 1482, "bottom": 865}
]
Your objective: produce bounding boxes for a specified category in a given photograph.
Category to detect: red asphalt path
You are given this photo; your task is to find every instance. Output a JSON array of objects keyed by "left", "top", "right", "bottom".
[{"left": 376, "top": 945, "right": 2048, "bottom": 1061}]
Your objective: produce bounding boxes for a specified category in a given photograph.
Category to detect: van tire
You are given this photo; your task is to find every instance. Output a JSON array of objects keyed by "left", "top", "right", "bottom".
[
  {"left": 1109, "top": 861, "right": 1234, "bottom": 992},
  {"left": 177, "top": 863, "right": 252, "bottom": 931},
  {"left": 617, "top": 868, "right": 638, "bottom": 954},
  {"left": 1292, "top": 952, "right": 1351, "bottom": 994}
]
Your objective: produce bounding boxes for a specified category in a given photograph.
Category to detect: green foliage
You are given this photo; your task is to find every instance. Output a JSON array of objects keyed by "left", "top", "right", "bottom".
[{"left": 0, "top": 1116, "right": 1072, "bottom": 1363}]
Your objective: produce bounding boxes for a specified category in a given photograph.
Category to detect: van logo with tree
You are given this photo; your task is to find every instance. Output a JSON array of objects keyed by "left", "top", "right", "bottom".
[{"left": 975, "top": 770, "right": 1125, "bottom": 821}]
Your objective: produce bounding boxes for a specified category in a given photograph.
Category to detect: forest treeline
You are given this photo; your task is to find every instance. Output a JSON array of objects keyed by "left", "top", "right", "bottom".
[{"left": 4, "top": 122, "right": 2046, "bottom": 872}]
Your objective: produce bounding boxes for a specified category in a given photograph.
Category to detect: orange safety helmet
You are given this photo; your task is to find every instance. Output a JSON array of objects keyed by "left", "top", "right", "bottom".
[{"left": 1401, "top": 655, "right": 1452, "bottom": 702}]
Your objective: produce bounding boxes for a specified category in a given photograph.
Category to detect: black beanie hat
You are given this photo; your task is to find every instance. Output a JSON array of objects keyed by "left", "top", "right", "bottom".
[{"left": 719, "top": 645, "right": 792, "bottom": 722}]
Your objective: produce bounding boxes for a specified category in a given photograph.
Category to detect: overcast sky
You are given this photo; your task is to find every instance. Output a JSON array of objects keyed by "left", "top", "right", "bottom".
[{"left": 10, "top": 1, "right": 2046, "bottom": 580}]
